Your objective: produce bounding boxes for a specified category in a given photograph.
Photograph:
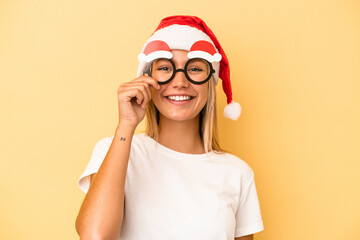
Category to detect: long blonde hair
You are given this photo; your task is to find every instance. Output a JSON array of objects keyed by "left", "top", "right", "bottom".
[{"left": 144, "top": 77, "right": 228, "bottom": 154}]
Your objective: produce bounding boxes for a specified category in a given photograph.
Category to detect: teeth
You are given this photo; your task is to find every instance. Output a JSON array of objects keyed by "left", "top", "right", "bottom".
[{"left": 167, "top": 95, "right": 192, "bottom": 101}]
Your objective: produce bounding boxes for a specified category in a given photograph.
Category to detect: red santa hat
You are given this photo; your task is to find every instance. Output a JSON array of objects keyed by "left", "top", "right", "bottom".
[{"left": 137, "top": 15, "right": 241, "bottom": 120}]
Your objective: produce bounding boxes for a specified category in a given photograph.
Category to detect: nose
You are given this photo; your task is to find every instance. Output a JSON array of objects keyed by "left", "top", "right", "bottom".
[{"left": 171, "top": 69, "right": 189, "bottom": 88}]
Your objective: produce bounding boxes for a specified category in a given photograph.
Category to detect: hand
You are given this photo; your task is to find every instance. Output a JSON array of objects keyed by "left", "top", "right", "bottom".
[{"left": 116, "top": 75, "right": 160, "bottom": 129}]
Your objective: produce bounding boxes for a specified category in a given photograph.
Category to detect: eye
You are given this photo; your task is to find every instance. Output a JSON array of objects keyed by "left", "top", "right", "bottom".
[
  {"left": 158, "top": 66, "right": 172, "bottom": 71},
  {"left": 188, "top": 67, "right": 203, "bottom": 72}
]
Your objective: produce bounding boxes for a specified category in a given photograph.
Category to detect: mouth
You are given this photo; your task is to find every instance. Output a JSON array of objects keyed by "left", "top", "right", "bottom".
[
  {"left": 164, "top": 95, "right": 195, "bottom": 105},
  {"left": 165, "top": 95, "right": 195, "bottom": 102}
]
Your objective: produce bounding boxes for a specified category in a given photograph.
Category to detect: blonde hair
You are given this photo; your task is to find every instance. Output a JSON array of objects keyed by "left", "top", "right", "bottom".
[{"left": 144, "top": 77, "right": 228, "bottom": 154}]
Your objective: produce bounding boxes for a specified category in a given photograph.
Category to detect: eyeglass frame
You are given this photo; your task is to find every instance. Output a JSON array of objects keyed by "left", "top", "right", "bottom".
[{"left": 144, "top": 57, "right": 216, "bottom": 85}]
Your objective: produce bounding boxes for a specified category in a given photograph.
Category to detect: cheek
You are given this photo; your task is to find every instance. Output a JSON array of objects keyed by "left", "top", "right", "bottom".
[{"left": 198, "top": 85, "right": 209, "bottom": 104}]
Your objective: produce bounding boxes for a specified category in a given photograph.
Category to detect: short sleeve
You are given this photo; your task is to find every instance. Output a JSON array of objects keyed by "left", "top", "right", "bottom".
[
  {"left": 234, "top": 167, "right": 264, "bottom": 237},
  {"left": 77, "top": 136, "right": 113, "bottom": 194}
]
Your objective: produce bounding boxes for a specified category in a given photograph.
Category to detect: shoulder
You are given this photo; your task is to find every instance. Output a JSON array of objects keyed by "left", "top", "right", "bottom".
[
  {"left": 92, "top": 136, "right": 113, "bottom": 154},
  {"left": 95, "top": 135, "right": 113, "bottom": 145},
  {"left": 210, "top": 151, "right": 255, "bottom": 179},
  {"left": 131, "top": 132, "right": 148, "bottom": 145},
  {"left": 123, "top": 132, "right": 155, "bottom": 157},
  {"left": 130, "top": 132, "right": 153, "bottom": 150}
]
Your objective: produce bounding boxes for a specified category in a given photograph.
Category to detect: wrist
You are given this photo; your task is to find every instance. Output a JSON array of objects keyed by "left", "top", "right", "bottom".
[{"left": 115, "top": 124, "right": 136, "bottom": 135}]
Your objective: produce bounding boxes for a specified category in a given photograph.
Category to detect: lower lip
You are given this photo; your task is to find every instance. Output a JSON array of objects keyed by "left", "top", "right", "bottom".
[{"left": 164, "top": 97, "right": 194, "bottom": 105}]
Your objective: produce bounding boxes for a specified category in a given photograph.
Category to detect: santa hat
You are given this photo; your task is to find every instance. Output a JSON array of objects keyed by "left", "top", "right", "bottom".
[{"left": 137, "top": 15, "right": 241, "bottom": 120}]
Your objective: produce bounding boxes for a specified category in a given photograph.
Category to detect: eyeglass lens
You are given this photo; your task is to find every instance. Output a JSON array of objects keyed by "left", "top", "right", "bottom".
[{"left": 149, "top": 58, "right": 211, "bottom": 83}]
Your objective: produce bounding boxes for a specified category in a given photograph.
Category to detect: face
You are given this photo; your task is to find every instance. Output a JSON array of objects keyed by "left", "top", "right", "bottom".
[{"left": 150, "top": 49, "right": 209, "bottom": 122}]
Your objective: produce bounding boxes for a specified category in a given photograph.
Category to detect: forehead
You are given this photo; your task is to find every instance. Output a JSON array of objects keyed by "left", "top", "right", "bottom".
[
  {"left": 169, "top": 49, "right": 189, "bottom": 62},
  {"left": 171, "top": 49, "right": 189, "bottom": 55},
  {"left": 154, "top": 49, "right": 206, "bottom": 63}
]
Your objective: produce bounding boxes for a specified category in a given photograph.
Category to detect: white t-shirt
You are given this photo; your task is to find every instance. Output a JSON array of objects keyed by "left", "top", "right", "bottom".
[{"left": 78, "top": 133, "right": 264, "bottom": 239}]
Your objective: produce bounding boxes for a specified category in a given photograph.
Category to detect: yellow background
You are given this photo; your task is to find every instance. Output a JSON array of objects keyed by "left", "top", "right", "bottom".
[{"left": 1, "top": 0, "right": 359, "bottom": 239}]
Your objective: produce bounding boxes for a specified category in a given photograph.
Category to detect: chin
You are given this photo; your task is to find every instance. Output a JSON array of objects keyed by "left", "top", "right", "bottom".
[{"left": 161, "top": 111, "right": 199, "bottom": 122}]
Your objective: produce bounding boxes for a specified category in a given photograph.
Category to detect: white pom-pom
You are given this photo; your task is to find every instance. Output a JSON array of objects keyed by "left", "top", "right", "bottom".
[
  {"left": 138, "top": 53, "right": 146, "bottom": 62},
  {"left": 213, "top": 53, "right": 222, "bottom": 62},
  {"left": 224, "top": 101, "right": 241, "bottom": 120}
]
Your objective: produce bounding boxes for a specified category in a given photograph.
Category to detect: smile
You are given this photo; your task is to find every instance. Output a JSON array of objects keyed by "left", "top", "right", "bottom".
[{"left": 166, "top": 95, "right": 193, "bottom": 101}]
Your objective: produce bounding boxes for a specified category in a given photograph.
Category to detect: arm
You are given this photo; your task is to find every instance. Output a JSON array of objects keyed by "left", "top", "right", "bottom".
[
  {"left": 75, "top": 125, "right": 135, "bottom": 239},
  {"left": 235, "top": 234, "right": 254, "bottom": 240}
]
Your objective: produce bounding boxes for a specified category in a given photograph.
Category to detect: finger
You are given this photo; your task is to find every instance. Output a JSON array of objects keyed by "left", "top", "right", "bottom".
[
  {"left": 121, "top": 80, "right": 154, "bottom": 96},
  {"left": 135, "top": 82, "right": 152, "bottom": 109},
  {"left": 124, "top": 84, "right": 150, "bottom": 107},
  {"left": 118, "top": 87, "right": 144, "bottom": 106},
  {"left": 133, "top": 76, "right": 160, "bottom": 90},
  {"left": 142, "top": 82, "right": 152, "bottom": 104},
  {"left": 129, "top": 82, "right": 151, "bottom": 101},
  {"left": 134, "top": 89, "right": 144, "bottom": 105}
]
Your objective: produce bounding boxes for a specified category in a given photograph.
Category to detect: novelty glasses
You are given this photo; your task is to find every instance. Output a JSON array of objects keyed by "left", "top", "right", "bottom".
[{"left": 144, "top": 58, "right": 215, "bottom": 85}]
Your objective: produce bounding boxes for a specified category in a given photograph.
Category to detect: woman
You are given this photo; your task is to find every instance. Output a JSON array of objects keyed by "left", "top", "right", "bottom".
[{"left": 75, "top": 15, "right": 264, "bottom": 240}]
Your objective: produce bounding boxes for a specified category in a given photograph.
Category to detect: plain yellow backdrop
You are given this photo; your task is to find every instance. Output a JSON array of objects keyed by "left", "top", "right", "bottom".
[{"left": 0, "top": 0, "right": 359, "bottom": 239}]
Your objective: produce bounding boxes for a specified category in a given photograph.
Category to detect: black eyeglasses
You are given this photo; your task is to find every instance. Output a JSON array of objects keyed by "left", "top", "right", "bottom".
[{"left": 144, "top": 58, "right": 215, "bottom": 85}]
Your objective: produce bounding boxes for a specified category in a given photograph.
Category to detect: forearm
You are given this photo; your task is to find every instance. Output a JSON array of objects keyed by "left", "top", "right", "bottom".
[{"left": 76, "top": 125, "right": 135, "bottom": 239}]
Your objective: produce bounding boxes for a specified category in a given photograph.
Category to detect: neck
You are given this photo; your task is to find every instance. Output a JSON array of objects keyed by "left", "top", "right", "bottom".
[{"left": 158, "top": 115, "right": 205, "bottom": 154}]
